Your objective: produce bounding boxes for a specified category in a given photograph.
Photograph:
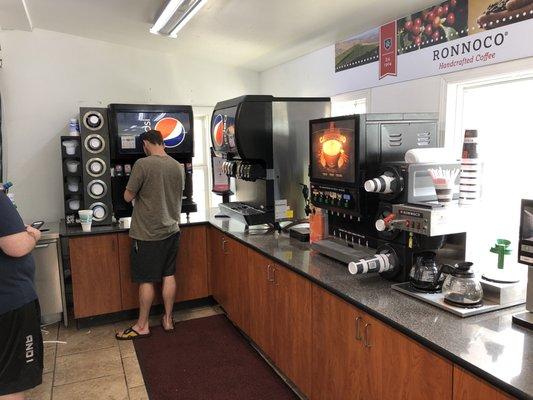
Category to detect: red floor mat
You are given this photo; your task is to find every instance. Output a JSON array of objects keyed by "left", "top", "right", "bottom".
[{"left": 133, "top": 314, "right": 298, "bottom": 400}]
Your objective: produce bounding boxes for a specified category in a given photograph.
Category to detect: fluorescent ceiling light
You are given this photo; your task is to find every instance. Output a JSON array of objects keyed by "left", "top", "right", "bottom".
[
  {"left": 150, "top": 0, "right": 187, "bottom": 35},
  {"left": 169, "top": 0, "right": 207, "bottom": 38}
]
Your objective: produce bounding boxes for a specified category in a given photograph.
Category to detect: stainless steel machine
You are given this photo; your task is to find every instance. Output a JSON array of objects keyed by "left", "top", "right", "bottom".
[
  {"left": 211, "top": 95, "right": 330, "bottom": 226},
  {"left": 32, "top": 222, "right": 67, "bottom": 325}
]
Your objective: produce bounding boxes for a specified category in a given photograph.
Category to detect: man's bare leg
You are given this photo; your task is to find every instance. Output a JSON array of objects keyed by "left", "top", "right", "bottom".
[
  {"left": 132, "top": 283, "right": 154, "bottom": 334},
  {"left": 162, "top": 275, "right": 176, "bottom": 329},
  {"left": 0, "top": 392, "right": 25, "bottom": 400}
]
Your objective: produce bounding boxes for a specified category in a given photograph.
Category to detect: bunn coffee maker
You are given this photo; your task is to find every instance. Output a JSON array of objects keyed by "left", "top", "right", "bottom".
[
  {"left": 107, "top": 104, "right": 197, "bottom": 219},
  {"left": 211, "top": 95, "right": 330, "bottom": 226},
  {"left": 309, "top": 113, "right": 465, "bottom": 282}
]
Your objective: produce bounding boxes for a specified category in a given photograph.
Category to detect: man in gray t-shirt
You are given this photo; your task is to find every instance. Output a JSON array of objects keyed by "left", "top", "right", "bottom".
[{"left": 116, "top": 130, "right": 185, "bottom": 340}]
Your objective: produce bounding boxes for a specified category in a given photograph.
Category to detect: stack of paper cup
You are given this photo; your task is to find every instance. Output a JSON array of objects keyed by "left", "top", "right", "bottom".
[
  {"left": 460, "top": 129, "right": 481, "bottom": 205},
  {"left": 459, "top": 159, "right": 482, "bottom": 205},
  {"left": 78, "top": 210, "right": 93, "bottom": 232}
]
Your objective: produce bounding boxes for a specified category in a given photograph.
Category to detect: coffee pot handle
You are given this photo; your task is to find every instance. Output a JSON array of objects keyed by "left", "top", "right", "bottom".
[{"left": 433, "top": 263, "right": 454, "bottom": 286}]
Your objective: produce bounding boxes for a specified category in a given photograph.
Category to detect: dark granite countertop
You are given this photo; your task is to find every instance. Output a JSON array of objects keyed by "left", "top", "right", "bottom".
[
  {"left": 207, "top": 213, "right": 532, "bottom": 400},
  {"left": 59, "top": 211, "right": 209, "bottom": 237},
  {"left": 58, "top": 209, "right": 532, "bottom": 399}
]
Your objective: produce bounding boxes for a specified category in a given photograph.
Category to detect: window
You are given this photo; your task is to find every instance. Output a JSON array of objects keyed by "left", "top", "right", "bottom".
[
  {"left": 445, "top": 75, "right": 533, "bottom": 268},
  {"left": 331, "top": 90, "right": 369, "bottom": 117}
]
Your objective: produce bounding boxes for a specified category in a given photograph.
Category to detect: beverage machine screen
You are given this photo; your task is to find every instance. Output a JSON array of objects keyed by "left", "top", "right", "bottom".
[
  {"left": 113, "top": 110, "right": 193, "bottom": 156},
  {"left": 310, "top": 119, "right": 356, "bottom": 185},
  {"left": 211, "top": 106, "right": 237, "bottom": 156}
]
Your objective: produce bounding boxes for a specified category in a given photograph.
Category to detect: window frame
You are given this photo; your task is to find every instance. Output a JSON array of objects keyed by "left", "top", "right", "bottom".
[{"left": 192, "top": 106, "right": 214, "bottom": 211}]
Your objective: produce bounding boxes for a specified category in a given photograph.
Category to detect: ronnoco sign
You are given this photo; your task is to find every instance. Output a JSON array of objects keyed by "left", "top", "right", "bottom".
[{"left": 334, "top": 0, "right": 533, "bottom": 90}]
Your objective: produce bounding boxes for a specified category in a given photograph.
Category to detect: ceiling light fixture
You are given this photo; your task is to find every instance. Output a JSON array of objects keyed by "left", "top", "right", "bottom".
[
  {"left": 150, "top": 0, "right": 187, "bottom": 35},
  {"left": 169, "top": 0, "right": 208, "bottom": 38}
]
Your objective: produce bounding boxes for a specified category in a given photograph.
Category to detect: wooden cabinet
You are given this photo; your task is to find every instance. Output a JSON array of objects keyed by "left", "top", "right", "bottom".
[
  {"left": 70, "top": 227, "right": 209, "bottom": 319},
  {"left": 117, "top": 226, "right": 209, "bottom": 311},
  {"left": 453, "top": 367, "right": 515, "bottom": 400},
  {"left": 246, "top": 250, "right": 312, "bottom": 395},
  {"left": 117, "top": 233, "right": 139, "bottom": 311},
  {"left": 223, "top": 236, "right": 250, "bottom": 333},
  {"left": 208, "top": 228, "right": 226, "bottom": 306},
  {"left": 366, "top": 312, "right": 453, "bottom": 400},
  {"left": 311, "top": 285, "right": 366, "bottom": 400},
  {"left": 208, "top": 228, "right": 250, "bottom": 332},
  {"left": 175, "top": 226, "right": 209, "bottom": 302},
  {"left": 311, "top": 285, "right": 452, "bottom": 400},
  {"left": 69, "top": 234, "right": 122, "bottom": 318},
  {"left": 272, "top": 264, "right": 312, "bottom": 396},
  {"left": 247, "top": 249, "right": 276, "bottom": 359}
]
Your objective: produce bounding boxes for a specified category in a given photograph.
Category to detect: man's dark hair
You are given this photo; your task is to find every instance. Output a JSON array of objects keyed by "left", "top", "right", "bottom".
[{"left": 140, "top": 129, "right": 164, "bottom": 145}]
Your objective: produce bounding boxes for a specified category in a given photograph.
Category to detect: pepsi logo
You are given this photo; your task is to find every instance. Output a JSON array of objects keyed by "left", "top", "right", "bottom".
[
  {"left": 213, "top": 114, "right": 224, "bottom": 147},
  {"left": 155, "top": 117, "right": 186, "bottom": 148}
]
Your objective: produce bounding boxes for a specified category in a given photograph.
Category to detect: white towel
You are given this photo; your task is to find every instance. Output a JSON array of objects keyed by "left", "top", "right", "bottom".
[{"left": 404, "top": 148, "right": 455, "bottom": 164}]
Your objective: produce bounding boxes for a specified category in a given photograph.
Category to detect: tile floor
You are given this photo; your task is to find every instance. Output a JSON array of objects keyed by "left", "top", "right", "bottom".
[{"left": 26, "top": 305, "right": 223, "bottom": 400}]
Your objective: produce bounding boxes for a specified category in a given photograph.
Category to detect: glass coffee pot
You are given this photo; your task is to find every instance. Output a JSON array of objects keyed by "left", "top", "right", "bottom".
[
  {"left": 409, "top": 252, "right": 452, "bottom": 292},
  {"left": 442, "top": 262, "right": 484, "bottom": 307}
]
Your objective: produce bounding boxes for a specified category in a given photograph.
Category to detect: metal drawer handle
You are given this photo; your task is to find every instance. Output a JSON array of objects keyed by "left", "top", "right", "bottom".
[
  {"left": 355, "top": 316, "right": 362, "bottom": 341},
  {"left": 272, "top": 266, "right": 277, "bottom": 285},
  {"left": 35, "top": 244, "right": 50, "bottom": 249},
  {"left": 267, "top": 265, "right": 274, "bottom": 282},
  {"left": 222, "top": 239, "right": 227, "bottom": 254},
  {"left": 363, "top": 323, "right": 372, "bottom": 348}
]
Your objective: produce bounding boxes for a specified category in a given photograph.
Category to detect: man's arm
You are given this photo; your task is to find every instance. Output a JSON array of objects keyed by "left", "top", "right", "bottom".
[
  {"left": 124, "top": 189, "right": 136, "bottom": 203},
  {"left": 0, "top": 226, "right": 40, "bottom": 258},
  {"left": 124, "top": 161, "right": 143, "bottom": 203}
]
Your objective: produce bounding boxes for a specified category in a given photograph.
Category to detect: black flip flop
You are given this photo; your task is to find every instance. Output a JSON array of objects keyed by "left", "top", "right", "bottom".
[
  {"left": 115, "top": 326, "right": 152, "bottom": 340},
  {"left": 161, "top": 316, "right": 175, "bottom": 333}
]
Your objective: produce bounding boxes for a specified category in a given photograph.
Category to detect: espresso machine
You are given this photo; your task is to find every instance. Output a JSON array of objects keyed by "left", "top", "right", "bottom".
[
  {"left": 309, "top": 113, "right": 466, "bottom": 282},
  {"left": 107, "top": 103, "right": 197, "bottom": 219},
  {"left": 211, "top": 95, "right": 330, "bottom": 226}
]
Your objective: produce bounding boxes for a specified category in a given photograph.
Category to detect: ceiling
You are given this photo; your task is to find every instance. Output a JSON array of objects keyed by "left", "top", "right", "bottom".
[{"left": 1, "top": 0, "right": 438, "bottom": 71}]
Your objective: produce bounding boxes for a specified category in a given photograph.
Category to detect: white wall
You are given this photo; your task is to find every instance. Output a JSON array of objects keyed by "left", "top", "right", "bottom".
[
  {"left": 259, "top": 44, "right": 444, "bottom": 113},
  {"left": 0, "top": 28, "right": 259, "bottom": 222}
]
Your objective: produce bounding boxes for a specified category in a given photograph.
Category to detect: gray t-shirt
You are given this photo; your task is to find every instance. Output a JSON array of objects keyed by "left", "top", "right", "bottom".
[{"left": 126, "top": 155, "right": 185, "bottom": 241}]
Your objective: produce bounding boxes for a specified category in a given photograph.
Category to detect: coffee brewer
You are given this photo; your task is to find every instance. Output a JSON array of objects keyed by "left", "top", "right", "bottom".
[
  {"left": 309, "top": 113, "right": 466, "bottom": 282},
  {"left": 211, "top": 95, "right": 330, "bottom": 226},
  {"left": 108, "top": 104, "right": 197, "bottom": 219}
]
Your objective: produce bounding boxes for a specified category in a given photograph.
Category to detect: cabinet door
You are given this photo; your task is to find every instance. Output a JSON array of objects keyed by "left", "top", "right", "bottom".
[
  {"left": 175, "top": 226, "right": 209, "bottom": 302},
  {"left": 273, "top": 264, "right": 312, "bottom": 397},
  {"left": 362, "top": 312, "right": 453, "bottom": 400},
  {"left": 224, "top": 237, "right": 250, "bottom": 332},
  {"left": 311, "top": 285, "right": 363, "bottom": 400},
  {"left": 247, "top": 248, "right": 276, "bottom": 360},
  {"left": 208, "top": 228, "right": 226, "bottom": 305},
  {"left": 70, "top": 234, "right": 122, "bottom": 318},
  {"left": 117, "top": 233, "right": 138, "bottom": 311},
  {"left": 453, "top": 367, "right": 515, "bottom": 400}
]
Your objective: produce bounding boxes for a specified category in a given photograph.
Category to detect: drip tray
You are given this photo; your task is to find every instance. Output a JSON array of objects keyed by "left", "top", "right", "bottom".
[{"left": 391, "top": 282, "right": 525, "bottom": 317}]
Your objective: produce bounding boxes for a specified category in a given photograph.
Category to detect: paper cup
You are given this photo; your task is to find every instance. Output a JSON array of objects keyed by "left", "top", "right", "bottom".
[
  {"left": 119, "top": 217, "right": 131, "bottom": 229},
  {"left": 66, "top": 161, "right": 80, "bottom": 173},
  {"left": 78, "top": 210, "right": 93, "bottom": 232},
  {"left": 434, "top": 182, "right": 454, "bottom": 206},
  {"left": 62, "top": 140, "right": 79, "bottom": 155}
]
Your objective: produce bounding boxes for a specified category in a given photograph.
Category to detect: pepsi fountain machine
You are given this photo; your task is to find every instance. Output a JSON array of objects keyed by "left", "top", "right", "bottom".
[
  {"left": 210, "top": 95, "right": 330, "bottom": 226},
  {"left": 108, "top": 103, "right": 197, "bottom": 220}
]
